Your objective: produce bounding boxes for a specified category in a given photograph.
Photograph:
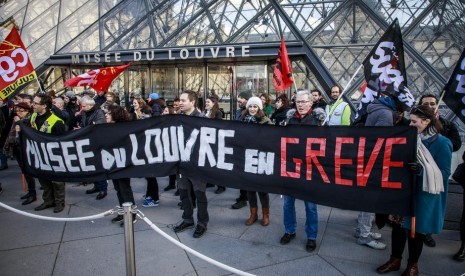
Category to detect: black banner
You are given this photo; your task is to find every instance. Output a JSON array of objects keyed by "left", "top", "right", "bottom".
[
  {"left": 443, "top": 48, "right": 465, "bottom": 124},
  {"left": 20, "top": 115, "right": 417, "bottom": 215}
]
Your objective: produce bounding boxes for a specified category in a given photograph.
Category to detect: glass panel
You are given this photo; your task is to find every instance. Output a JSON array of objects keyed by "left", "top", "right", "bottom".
[
  {"left": 22, "top": 2, "right": 59, "bottom": 46},
  {"left": 151, "top": 67, "right": 177, "bottom": 101},
  {"left": 178, "top": 66, "right": 204, "bottom": 108},
  {"left": 167, "top": 14, "right": 220, "bottom": 46},
  {"left": 28, "top": 26, "right": 57, "bottom": 67},
  {"left": 0, "top": 0, "right": 28, "bottom": 22},
  {"left": 2, "top": 6, "right": 26, "bottom": 30},
  {"left": 151, "top": 0, "right": 204, "bottom": 45},
  {"left": 107, "top": 20, "right": 153, "bottom": 50},
  {"left": 58, "top": 23, "right": 100, "bottom": 53},
  {"left": 100, "top": 0, "right": 127, "bottom": 15},
  {"left": 42, "top": 67, "right": 69, "bottom": 92},
  {"left": 235, "top": 64, "right": 267, "bottom": 96},
  {"left": 56, "top": 0, "right": 99, "bottom": 50},
  {"left": 128, "top": 67, "right": 149, "bottom": 99},
  {"left": 207, "top": 64, "right": 234, "bottom": 119},
  {"left": 282, "top": 0, "right": 341, "bottom": 36},
  {"left": 60, "top": 0, "right": 89, "bottom": 20},
  {"left": 23, "top": 0, "right": 59, "bottom": 26},
  {"left": 102, "top": 0, "right": 146, "bottom": 49},
  {"left": 371, "top": 0, "right": 430, "bottom": 29}
]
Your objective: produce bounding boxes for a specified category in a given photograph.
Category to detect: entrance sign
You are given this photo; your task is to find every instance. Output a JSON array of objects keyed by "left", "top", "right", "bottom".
[{"left": 20, "top": 115, "right": 417, "bottom": 216}]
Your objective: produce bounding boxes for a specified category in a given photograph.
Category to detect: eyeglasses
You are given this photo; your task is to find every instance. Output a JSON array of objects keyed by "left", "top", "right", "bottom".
[{"left": 296, "top": 101, "right": 311, "bottom": 105}]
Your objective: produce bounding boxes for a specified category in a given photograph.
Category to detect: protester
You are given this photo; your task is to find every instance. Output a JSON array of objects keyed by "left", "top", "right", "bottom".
[
  {"left": 259, "top": 93, "right": 273, "bottom": 117},
  {"left": 242, "top": 96, "right": 272, "bottom": 226},
  {"left": 231, "top": 91, "right": 253, "bottom": 209},
  {"left": 147, "top": 92, "right": 164, "bottom": 116},
  {"left": 204, "top": 96, "right": 226, "bottom": 194},
  {"left": 63, "top": 91, "right": 79, "bottom": 129},
  {"left": 94, "top": 90, "right": 106, "bottom": 107},
  {"left": 418, "top": 94, "right": 461, "bottom": 247},
  {"left": 0, "top": 98, "right": 11, "bottom": 170},
  {"left": 377, "top": 105, "right": 452, "bottom": 276},
  {"left": 77, "top": 96, "right": 108, "bottom": 200},
  {"left": 325, "top": 84, "right": 351, "bottom": 126},
  {"left": 280, "top": 90, "right": 324, "bottom": 252},
  {"left": 354, "top": 95, "right": 399, "bottom": 250},
  {"left": 5, "top": 102, "right": 36, "bottom": 205},
  {"left": 270, "top": 94, "right": 293, "bottom": 126},
  {"left": 172, "top": 97, "right": 180, "bottom": 114},
  {"left": 311, "top": 89, "right": 327, "bottom": 110},
  {"left": 452, "top": 151, "right": 465, "bottom": 261},
  {"left": 52, "top": 97, "right": 71, "bottom": 131},
  {"left": 30, "top": 93, "right": 67, "bottom": 213},
  {"left": 106, "top": 104, "right": 137, "bottom": 226},
  {"left": 173, "top": 90, "right": 209, "bottom": 238}
]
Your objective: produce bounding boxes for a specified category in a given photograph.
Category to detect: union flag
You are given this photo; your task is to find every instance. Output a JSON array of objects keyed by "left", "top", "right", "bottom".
[
  {"left": 0, "top": 26, "right": 37, "bottom": 100},
  {"left": 65, "top": 63, "right": 131, "bottom": 92}
]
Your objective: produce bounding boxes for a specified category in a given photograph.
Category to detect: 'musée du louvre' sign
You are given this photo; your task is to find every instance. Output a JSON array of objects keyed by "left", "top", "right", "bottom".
[{"left": 70, "top": 45, "right": 251, "bottom": 64}]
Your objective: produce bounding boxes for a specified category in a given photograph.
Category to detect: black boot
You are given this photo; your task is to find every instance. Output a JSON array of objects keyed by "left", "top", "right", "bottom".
[{"left": 453, "top": 243, "right": 465, "bottom": 262}]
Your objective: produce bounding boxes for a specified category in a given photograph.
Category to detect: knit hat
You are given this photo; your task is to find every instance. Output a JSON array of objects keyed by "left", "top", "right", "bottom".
[
  {"left": 246, "top": 96, "right": 263, "bottom": 110},
  {"left": 15, "top": 102, "right": 32, "bottom": 111},
  {"left": 65, "top": 91, "right": 76, "bottom": 99},
  {"left": 149, "top": 93, "right": 159, "bottom": 100},
  {"left": 238, "top": 91, "right": 253, "bottom": 100}
]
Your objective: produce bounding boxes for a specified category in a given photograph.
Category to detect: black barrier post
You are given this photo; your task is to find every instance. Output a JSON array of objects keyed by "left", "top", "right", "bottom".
[{"left": 123, "top": 202, "right": 136, "bottom": 276}]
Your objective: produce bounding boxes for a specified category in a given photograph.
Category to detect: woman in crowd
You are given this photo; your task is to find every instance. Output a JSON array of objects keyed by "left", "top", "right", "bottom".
[
  {"left": 270, "top": 94, "right": 293, "bottom": 126},
  {"left": 259, "top": 93, "right": 273, "bottom": 117},
  {"left": 376, "top": 105, "right": 452, "bottom": 276},
  {"left": 242, "top": 96, "right": 272, "bottom": 226},
  {"left": 4, "top": 102, "right": 36, "bottom": 205},
  {"left": 131, "top": 98, "right": 160, "bottom": 207},
  {"left": 106, "top": 105, "right": 137, "bottom": 225},
  {"left": 204, "top": 96, "right": 226, "bottom": 194}
]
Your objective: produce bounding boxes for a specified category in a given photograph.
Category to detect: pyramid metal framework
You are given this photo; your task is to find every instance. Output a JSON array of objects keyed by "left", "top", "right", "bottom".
[{"left": 1, "top": 0, "right": 464, "bottom": 121}]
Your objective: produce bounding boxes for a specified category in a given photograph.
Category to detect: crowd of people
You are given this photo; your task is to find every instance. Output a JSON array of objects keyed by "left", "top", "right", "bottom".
[{"left": 0, "top": 86, "right": 463, "bottom": 276}]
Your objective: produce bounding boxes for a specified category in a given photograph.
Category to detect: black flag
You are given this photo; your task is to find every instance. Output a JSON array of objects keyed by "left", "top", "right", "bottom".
[
  {"left": 442, "top": 48, "right": 465, "bottom": 124},
  {"left": 354, "top": 18, "right": 415, "bottom": 123}
]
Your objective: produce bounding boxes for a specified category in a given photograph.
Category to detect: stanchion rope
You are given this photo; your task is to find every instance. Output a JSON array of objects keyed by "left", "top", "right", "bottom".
[
  {"left": 136, "top": 211, "right": 256, "bottom": 276},
  {"left": 0, "top": 201, "right": 115, "bottom": 222}
]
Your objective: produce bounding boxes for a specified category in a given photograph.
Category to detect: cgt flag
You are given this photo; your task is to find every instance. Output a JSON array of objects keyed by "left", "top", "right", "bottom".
[
  {"left": 272, "top": 38, "right": 293, "bottom": 92},
  {"left": 442, "top": 48, "right": 465, "bottom": 124},
  {"left": 0, "top": 27, "right": 37, "bottom": 100},
  {"left": 65, "top": 63, "right": 131, "bottom": 92},
  {"left": 354, "top": 19, "right": 415, "bottom": 123}
]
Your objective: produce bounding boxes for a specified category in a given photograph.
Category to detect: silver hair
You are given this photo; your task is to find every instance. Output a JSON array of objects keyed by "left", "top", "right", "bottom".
[
  {"left": 80, "top": 95, "right": 95, "bottom": 106},
  {"left": 296, "top": 90, "right": 311, "bottom": 99}
]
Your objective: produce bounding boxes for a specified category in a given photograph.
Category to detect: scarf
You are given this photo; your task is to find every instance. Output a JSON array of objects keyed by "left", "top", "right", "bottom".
[
  {"left": 293, "top": 108, "right": 313, "bottom": 120},
  {"left": 243, "top": 114, "right": 259, "bottom": 124},
  {"left": 416, "top": 134, "right": 444, "bottom": 194}
]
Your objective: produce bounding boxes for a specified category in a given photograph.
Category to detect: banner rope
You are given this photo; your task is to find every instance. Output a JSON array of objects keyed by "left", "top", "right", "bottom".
[
  {"left": 136, "top": 211, "right": 256, "bottom": 276},
  {"left": 0, "top": 201, "right": 115, "bottom": 222}
]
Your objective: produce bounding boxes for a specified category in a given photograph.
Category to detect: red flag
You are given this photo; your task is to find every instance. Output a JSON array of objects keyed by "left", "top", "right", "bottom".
[
  {"left": 0, "top": 27, "right": 37, "bottom": 100},
  {"left": 272, "top": 39, "right": 293, "bottom": 92},
  {"left": 65, "top": 63, "right": 131, "bottom": 92}
]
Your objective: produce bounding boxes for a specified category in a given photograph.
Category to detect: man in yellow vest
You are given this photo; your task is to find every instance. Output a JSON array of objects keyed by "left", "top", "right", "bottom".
[
  {"left": 30, "top": 93, "right": 67, "bottom": 213},
  {"left": 325, "top": 84, "right": 351, "bottom": 126}
]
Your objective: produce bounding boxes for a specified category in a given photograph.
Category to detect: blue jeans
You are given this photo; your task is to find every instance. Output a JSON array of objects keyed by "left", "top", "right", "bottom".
[{"left": 283, "top": 195, "right": 318, "bottom": 240}]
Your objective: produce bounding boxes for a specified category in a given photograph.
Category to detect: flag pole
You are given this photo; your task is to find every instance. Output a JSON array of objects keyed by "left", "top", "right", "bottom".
[
  {"left": 435, "top": 89, "right": 446, "bottom": 114},
  {"left": 36, "top": 78, "right": 45, "bottom": 94},
  {"left": 322, "top": 63, "right": 363, "bottom": 125}
]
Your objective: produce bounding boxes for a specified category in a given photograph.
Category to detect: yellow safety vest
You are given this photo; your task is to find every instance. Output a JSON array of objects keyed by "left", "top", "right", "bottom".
[{"left": 30, "top": 113, "right": 63, "bottom": 133}]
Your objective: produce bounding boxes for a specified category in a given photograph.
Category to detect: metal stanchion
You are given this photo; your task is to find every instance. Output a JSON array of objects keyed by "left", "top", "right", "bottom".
[{"left": 123, "top": 202, "right": 136, "bottom": 276}]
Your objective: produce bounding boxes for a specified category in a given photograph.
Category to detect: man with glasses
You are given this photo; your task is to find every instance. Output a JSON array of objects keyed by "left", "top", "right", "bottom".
[
  {"left": 325, "top": 84, "right": 351, "bottom": 126},
  {"left": 280, "top": 90, "right": 324, "bottom": 253},
  {"left": 30, "top": 93, "right": 67, "bottom": 213},
  {"left": 418, "top": 94, "right": 461, "bottom": 248}
]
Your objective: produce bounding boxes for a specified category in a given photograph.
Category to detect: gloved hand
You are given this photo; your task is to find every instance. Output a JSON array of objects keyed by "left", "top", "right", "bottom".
[{"left": 408, "top": 162, "right": 422, "bottom": 173}]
